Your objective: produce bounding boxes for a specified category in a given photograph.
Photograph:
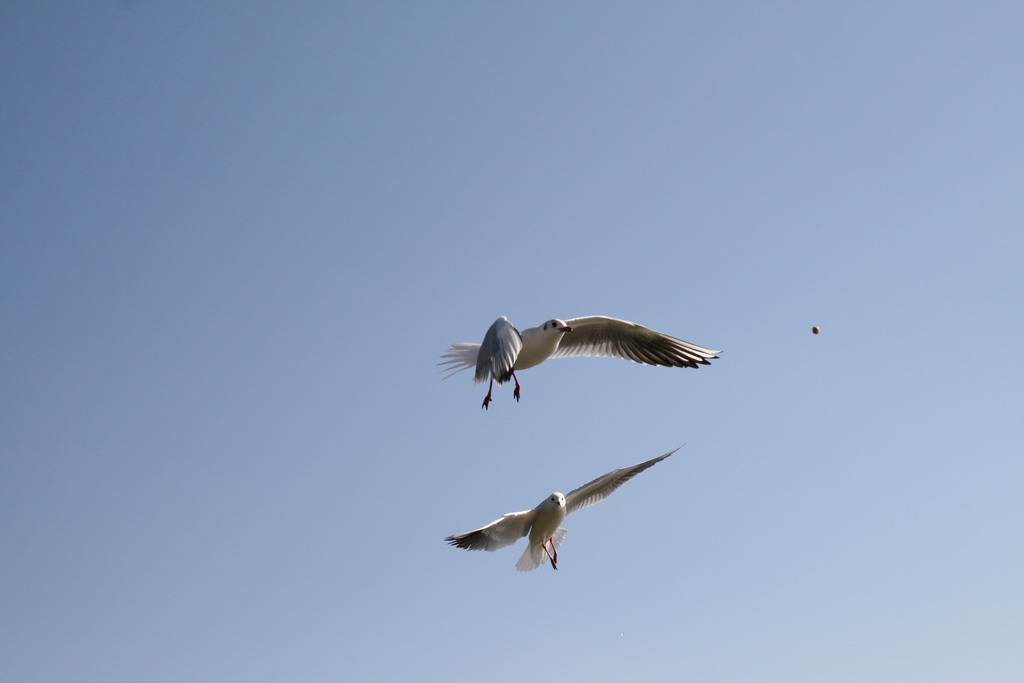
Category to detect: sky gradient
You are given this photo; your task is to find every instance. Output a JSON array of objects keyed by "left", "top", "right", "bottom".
[{"left": 2, "top": 3, "right": 1022, "bottom": 682}]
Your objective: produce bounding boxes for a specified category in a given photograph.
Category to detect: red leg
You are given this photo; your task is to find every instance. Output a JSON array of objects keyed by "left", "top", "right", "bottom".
[
  {"left": 543, "top": 538, "right": 558, "bottom": 570},
  {"left": 512, "top": 372, "right": 521, "bottom": 402},
  {"left": 481, "top": 379, "right": 494, "bottom": 410}
]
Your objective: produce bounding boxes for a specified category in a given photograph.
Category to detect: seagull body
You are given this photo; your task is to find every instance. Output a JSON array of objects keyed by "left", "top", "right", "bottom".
[
  {"left": 445, "top": 448, "right": 677, "bottom": 571},
  {"left": 440, "top": 316, "right": 720, "bottom": 408}
]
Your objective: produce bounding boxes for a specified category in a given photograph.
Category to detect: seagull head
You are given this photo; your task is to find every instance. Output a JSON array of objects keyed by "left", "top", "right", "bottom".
[
  {"left": 542, "top": 319, "right": 573, "bottom": 333},
  {"left": 543, "top": 492, "right": 566, "bottom": 509}
]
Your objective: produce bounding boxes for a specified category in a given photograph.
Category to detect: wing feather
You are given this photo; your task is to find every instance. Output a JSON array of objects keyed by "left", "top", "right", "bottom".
[
  {"left": 551, "top": 316, "right": 719, "bottom": 368},
  {"left": 565, "top": 448, "right": 679, "bottom": 516},
  {"left": 445, "top": 510, "right": 535, "bottom": 552},
  {"left": 476, "top": 317, "right": 523, "bottom": 383}
]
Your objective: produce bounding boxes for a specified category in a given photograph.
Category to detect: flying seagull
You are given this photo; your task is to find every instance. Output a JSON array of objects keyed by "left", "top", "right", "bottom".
[
  {"left": 440, "top": 316, "right": 720, "bottom": 408},
  {"left": 445, "top": 448, "right": 678, "bottom": 572}
]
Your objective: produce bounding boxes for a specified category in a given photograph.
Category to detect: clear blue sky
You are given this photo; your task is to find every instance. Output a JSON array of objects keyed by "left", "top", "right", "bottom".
[{"left": 2, "top": 3, "right": 1022, "bottom": 682}]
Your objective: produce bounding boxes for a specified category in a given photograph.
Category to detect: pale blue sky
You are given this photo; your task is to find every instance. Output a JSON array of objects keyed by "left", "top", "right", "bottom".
[{"left": 2, "top": 3, "right": 1022, "bottom": 682}]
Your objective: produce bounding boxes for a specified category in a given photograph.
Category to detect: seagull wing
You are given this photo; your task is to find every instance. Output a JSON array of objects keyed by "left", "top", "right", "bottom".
[
  {"left": 445, "top": 510, "right": 536, "bottom": 551},
  {"left": 551, "top": 316, "right": 719, "bottom": 368},
  {"left": 476, "top": 316, "right": 523, "bottom": 383},
  {"left": 565, "top": 448, "right": 678, "bottom": 516}
]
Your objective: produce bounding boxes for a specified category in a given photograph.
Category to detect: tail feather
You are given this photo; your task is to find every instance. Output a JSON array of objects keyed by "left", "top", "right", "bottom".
[
  {"left": 515, "top": 528, "right": 567, "bottom": 572},
  {"left": 438, "top": 342, "right": 481, "bottom": 380}
]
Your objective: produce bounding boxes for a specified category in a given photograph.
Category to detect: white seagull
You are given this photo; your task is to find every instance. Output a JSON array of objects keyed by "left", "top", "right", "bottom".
[
  {"left": 445, "top": 448, "right": 678, "bottom": 571},
  {"left": 440, "top": 316, "right": 720, "bottom": 408}
]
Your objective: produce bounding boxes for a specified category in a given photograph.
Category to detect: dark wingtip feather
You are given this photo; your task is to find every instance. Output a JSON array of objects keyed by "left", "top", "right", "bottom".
[{"left": 445, "top": 533, "right": 479, "bottom": 550}]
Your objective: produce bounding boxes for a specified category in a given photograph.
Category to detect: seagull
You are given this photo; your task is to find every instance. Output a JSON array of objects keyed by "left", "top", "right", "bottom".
[
  {"left": 445, "top": 448, "right": 678, "bottom": 572},
  {"left": 440, "top": 316, "right": 720, "bottom": 408}
]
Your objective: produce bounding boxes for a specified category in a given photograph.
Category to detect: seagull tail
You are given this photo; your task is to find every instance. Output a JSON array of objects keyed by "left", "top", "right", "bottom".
[
  {"left": 515, "top": 528, "right": 567, "bottom": 572},
  {"left": 437, "top": 342, "right": 481, "bottom": 380}
]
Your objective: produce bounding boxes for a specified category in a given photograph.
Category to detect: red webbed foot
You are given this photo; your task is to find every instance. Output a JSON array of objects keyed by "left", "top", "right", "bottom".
[{"left": 481, "top": 379, "right": 495, "bottom": 410}]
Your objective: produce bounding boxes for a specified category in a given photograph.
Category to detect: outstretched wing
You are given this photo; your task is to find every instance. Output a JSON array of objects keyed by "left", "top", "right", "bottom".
[
  {"left": 445, "top": 509, "right": 535, "bottom": 552},
  {"left": 565, "top": 448, "right": 679, "bottom": 516},
  {"left": 551, "top": 316, "right": 719, "bottom": 368},
  {"left": 476, "top": 316, "right": 523, "bottom": 384}
]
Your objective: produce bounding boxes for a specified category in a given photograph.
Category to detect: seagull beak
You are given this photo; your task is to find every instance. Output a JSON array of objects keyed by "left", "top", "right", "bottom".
[{"left": 561, "top": 326, "right": 572, "bottom": 333}]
